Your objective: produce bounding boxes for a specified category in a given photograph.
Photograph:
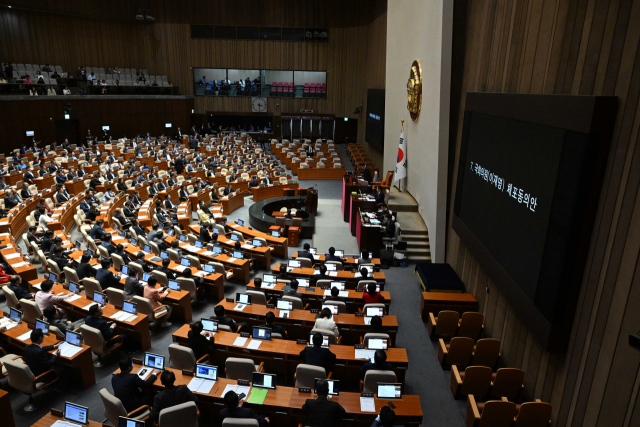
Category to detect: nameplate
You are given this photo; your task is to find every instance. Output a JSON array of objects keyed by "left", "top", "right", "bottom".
[
  {"left": 321, "top": 286, "right": 329, "bottom": 290},
  {"left": 354, "top": 345, "right": 365, "bottom": 349},
  {"left": 182, "top": 370, "right": 194, "bottom": 377},
  {"left": 240, "top": 332, "right": 250, "bottom": 338},
  {"left": 266, "top": 304, "right": 275, "bottom": 309},
  {"left": 297, "top": 339, "right": 308, "bottom": 345},
  {"left": 51, "top": 408, "right": 64, "bottom": 417},
  {"left": 355, "top": 289, "right": 364, "bottom": 293},
  {"left": 361, "top": 392, "right": 374, "bottom": 397},
  {"left": 238, "top": 379, "right": 250, "bottom": 386},
  {"left": 226, "top": 298, "right": 235, "bottom": 303},
  {"left": 355, "top": 313, "right": 364, "bottom": 317},
  {"left": 132, "top": 358, "right": 143, "bottom": 365},
  {"left": 310, "top": 309, "right": 319, "bottom": 313},
  {"left": 298, "top": 387, "right": 311, "bottom": 393}
]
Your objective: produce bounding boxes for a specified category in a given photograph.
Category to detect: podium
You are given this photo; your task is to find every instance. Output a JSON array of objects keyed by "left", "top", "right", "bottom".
[
  {"left": 305, "top": 188, "right": 318, "bottom": 214},
  {"left": 288, "top": 226, "right": 300, "bottom": 246}
]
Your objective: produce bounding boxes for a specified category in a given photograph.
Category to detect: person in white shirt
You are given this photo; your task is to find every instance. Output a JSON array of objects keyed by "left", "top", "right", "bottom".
[
  {"left": 29, "top": 88, "right": 38, "bottom": 96},
  {"left": 87, "top": 72, "right": 96, "bottom": 84},
  {"left": 313, "top": 307, "right": 340, "bottom": 337},
  {"left": 103, "top": 187, "right": 115, "bottom": 201},
  {"left": 63, "top": 86, "right": 71, "bottom": 95},
  {"left": 47, "top": 86, "right": 56, "bottom": 96},
  {"left": 38, "top": 207, "right": 53, "bottom": 231}
]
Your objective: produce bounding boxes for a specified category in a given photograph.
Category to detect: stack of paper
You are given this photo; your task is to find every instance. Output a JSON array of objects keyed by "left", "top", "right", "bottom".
[
  {"left": 355, "top": 349, "right": 376, "bottom": 360},
  {"left": 110, "top": 311, "right": 137, "bottom": 322},
  {"left": 0, "top": 318, "right": 17, "bottom": 330},
  {"left": 225, "top": 240, "right": 235, "bottom": 245},
  {"left": 279, "top": 310, "right": 290, "bottom": 318},
  {"left": 201, "top": 251, "right": 214, "bottom": 256},
  {"left": 247, "top": 340, "right": 262, "bottom": 350},
  {"left": 51, "top": 420, "right": 76, "bottom": 427},
  {"left": 195, "top": 271, "right": 208, "bottom": 277},
  {"left": 262, "top": 283, "right": 276, "bottom": 289},
  {"left": 188, "top": 378, "right": 216, "bottom": 394},
  {"left": 313, "top": 255, "right": 321, "bottom": 260},
  {"left": 174, "top": 265, "right": 188, "bottom": 272},
  {"left": 222, "top": 384, "right": 251, "bottom": 398},
  {"left": 17, "top": 331, "right": 32, "bottom": 341},
  {"left": 12, "top": 262, "right": 26, "bottom": 268},
  {"left": 360, "top": 397, "right": 376, "bottom": 412},
  {"left": 364, "top": 317, "right": 373, "bottom": 325},
  {"left": 65, "top": 294, "right": 82, "bottom": 302},
  {"left": 5, "top": 253, "right": 20, "bottom": 259},
  {"left": 233, "top": 337, "right": 248, "bottom": 347},
  {"left": 59, "top": 342, "right": 83, "bottom": 358},
  {"left": 227, "top": 257, "right": 237, "bottom": 263},
  {"left": 241, "top": 244, "right": 254, "bottom": 249},
  {"left": 328, "top": 272, "right": 338, "bottom": 277}
]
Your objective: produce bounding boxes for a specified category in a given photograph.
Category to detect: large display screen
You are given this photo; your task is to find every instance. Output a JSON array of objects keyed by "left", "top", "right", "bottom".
[
  {"left": 452, "top": 93, "right": 617, "bottom": 350},
  {"left": 365, "top": 89, "right": 385, "bottom": 150}
]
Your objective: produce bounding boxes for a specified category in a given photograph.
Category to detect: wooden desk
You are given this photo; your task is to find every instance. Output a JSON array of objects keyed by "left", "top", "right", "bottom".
[
  {"left": 1, "top": 245, "right": 38, "bottom": 282},
  {"left": 64, "top": 178, "right": 87, "bottom": 195},
  {"left": 27, "top": 281, "right": 152, "bottom": 351},
  {"left": 298, "top": 167, "right": 347, "bottom": 181},
  {"left": 271, "top": 264, "right": 386, "bottom": 290},
  {"left": 0, "top": 310, "right": 96, "bottom": 389},
  {"left": 342, "top": 176, "right": 371, "bottom": 222},
  {"left": 172, "top": 326, "right": 408, "bottom": 383},
  {"left": 121, "top": 364, "right": 423, "bottom": 426},
  {"left": 251, "top": 182, "right": 299, "bottom": 202},
  {"left": 216, "top": 300, "right": 397, "bottom": 345},
  {"left": 33, "top": 175, "right": 55, "bottom": 191},
  {"left": 420, "top": 292, "right": 479, "bottom": 320},
  {"left": 31, "top": 414, "right": 101, "bottom": 427},
  {"left": 221, "top": 192, "right": 245, "bottom": 215},
  {"left": 0, "top": 389, "right": 15, "bottom": 427},
  {"left": 356, "top": 210, "right": 382, "bottom": 258},
  {"left": 292, "top": 252, "right": 381, "bottom": 269},
  {"left": 190, "top": 225, "right": 271, "bottom": 270},
  {"left": 228, "top": 222, "right": 288, "bottom": 259},
  {"left": 189, "top": 188, "right": 212, "bottom": 211},
  {"left": 350, "top": 195, "right": 377, "bottom": 236},
  {"left": 47, "top": 194, "right": 86, "bottom": 231}
]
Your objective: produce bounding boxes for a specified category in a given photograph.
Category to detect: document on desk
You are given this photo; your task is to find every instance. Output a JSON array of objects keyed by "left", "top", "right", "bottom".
[
  {"left": 313, "top": 255, "right": 320, "bottom": 260},
  {"left": 0, "top": 318, "right": 17, "bottom": 330},
  {"left": 188, "top": 377, "right": 216, "bottom": 394},
  {"left": 110, "top": 311, "right": 128, "bottom": 321},
  {"left": 222, "top": 384, "right": 251, "bottom": 398},
  {"left": 247, "top": 340, "right": 261, "bottom": 350},
  {"left": 328, "top": 272, "right": 338, "bottom": 277},
  {"left": 355, "top": 349, "right": 376, "bottom": 360},
  {"left": 174, "top": 265, "right": 188, "bottom": 272},
  {"left": 83, "top": 302, "right": 99, "bottom": 311},
  {"left": 364, "top": 317, "right": 372, "bottom": 325},
  {"left": 59, "top": 343, "right": 83, "bottom": 358},
  {"left": 233, "top": 303, "right": 246, "bottom": 311},
  {"left": 17, "top": 331, "right": 32, "bottom": 341},
  {"left": 51, "top": 421, "right": 75, "bottom": 427},
  {"left": 241, "top": 244, "right": 254, "bottom": 249},
  {"left": 65, "top": 294, "right": 82, "bottom": 302},
  {"left": 233, "top": 337, "right": 248, "bottom": 347},
  {"left": 360, "top": 397, "right": 376, "bottom": 412},
  {"left": 195, "top": 271, "right": 208, "bottom": 277},
  {"left": 5, "top": 253, "right": 20, "bottom": 259},
  {"left": 201, "top": 251, "right": 214, "bottom": 256},
  {"left": 279, "top": 310, "right": 290, "bottom": 318},
  {"left": 12, "top": 262, "right": 26, "bottom": 268}
]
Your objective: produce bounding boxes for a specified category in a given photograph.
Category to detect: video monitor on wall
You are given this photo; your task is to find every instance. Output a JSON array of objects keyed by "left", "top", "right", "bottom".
[
  {"left": 365, "top": 89, "right": 385, "bottom": 150},
  {"left": 452, "top": 92, "right": 617, "bottom": 350}
]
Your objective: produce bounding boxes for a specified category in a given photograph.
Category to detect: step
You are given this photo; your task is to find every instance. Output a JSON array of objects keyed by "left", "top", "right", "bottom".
[
  {"left": 402, "top": 234, "right": 429, "bottom": 241},
  {"left": 402, "top": 229, "right": 429, "bottom": 236},
  {"left": 406, "top": 241, "right": 430, "bottom": 249},
  {"left": 405, "top": 255, "right": 432, "bottom": 263}
]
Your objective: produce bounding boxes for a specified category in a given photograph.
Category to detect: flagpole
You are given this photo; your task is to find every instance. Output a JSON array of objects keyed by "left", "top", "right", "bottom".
[{"left": 398, "top": 120, "right": 404, "bottom": 192}]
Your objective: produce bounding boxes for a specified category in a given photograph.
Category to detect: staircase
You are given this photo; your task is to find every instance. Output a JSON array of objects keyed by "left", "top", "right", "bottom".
[{"left": 388, "top": 187, "right": 431, "bottom": 263}]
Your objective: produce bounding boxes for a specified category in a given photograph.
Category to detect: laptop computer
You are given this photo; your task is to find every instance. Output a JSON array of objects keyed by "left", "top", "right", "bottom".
[
  {"left": 377, "top": 383, "right": 402, "bottom": 399},
  {"left": 201, "top": 318, "right": 218, "bottom": 333},
  {"left": 322, "top": 304, "right": 339, "bottom": 315},
  {"left": 66, "top": 330, "right": 82, "bottom": 347},
  {"left": 212, "top": 246, "right": 222, "bottom": 254},
  {"left": 315, "top": 378, "right": 340, "bottom": 396},
  {"left": 297, "top": 278, "right": 310, "bottom": 288},
  {"left": 64, "top": 402, "right": 89, "bottom": 425},
  {"left": 230, "top": 234, "right": 239, "bottom": 241},
  {"left": 179, "top": 234, "right": 187, "bottom": 242},
  {"left": 168, "top": 280, "right": 180, "bottom": 291},
  {"left": 366, "top": 337, "right": 389, "bottom": 350},
  {"left": 252, "top": 239, "right": 262, "bottom": 247},
  {"left": 252, "top": 372, "right": 276, "bottom": 390},
  {"left": 325, "top": 263, "right": 337, "bottom": 271},
  {"left": 365, "top": 306, "right": 385, "bottom": 317},
  {"left": 48, "top": 272, "right": 57, "bottom": 282},
  {"left": 160, "top": 251, "right": 169, "bottom": 260},
  {"left": 252, "top": 326, "right": 271, "bottom": 341},
  {"left": 120, "top": 265, "right": 129, "bottom": 276},
  {"left": 330, "top": 281, "right": 345, "bottom": 291},
  {"left": 276, "top": 299, "right": 293, "bottom": 311},
  {"left": 263, "top": 274, "right": 276, "bottom": 283},
  {"left": 118, "top": 416, "right": 145, "bottom": 427},
  {"left": 93, "top": 292, "right": 106, "bottom": 306},
  {"left": 334, "top": 250, "right": 344, "bottom": 258},
  {"left": 68, "top": 281, "right": 81, "bottom": 294},
  {"left": 137, "top": 352, "right": 165, "bottom": 380},
  {"left": 233, "top": 250, "right": 243, "bottom": 259},
  {"left": 235, "top": 293, "right": 251, "bottom": 305},
  {"left": 237, "top": 219, "right": 244, "bottom": 226},
  {"left": 196, "top": 363, "right": 218, "bottom": 381},
  {"left": 9, "top": 308, "right": 22, "bottom": 324},
  {"left": 181, "top": 258, "right": 191, "bottom": 267},
  {"left": 272, "top": 230, "right": 280, "bottom": 237},
  {"left": 309, "top": 333, "right": 330, "bottom": 348},
  {"left": 35, "top": 319, "right": 49, "bottom": 335},
  {"left": 203, "top": 263, "right": 214, "bottom": 273}
]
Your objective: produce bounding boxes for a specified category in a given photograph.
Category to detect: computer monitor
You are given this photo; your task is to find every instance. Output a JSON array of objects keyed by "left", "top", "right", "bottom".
[
  {"left": 160, "top": 251, "right": 169, "bottom": 260},
  {"left": 288, "top": 259, "right": 301, "bottom": 268},
  {"left": 144, "top": 352, "right": 165, "bottom": 369},
  {"left": 119, "top": 231, "right": 126, "bottom": 237},
  {"left": 377, "top": 383, "right": 402, "bottom": 399},
  {"left": 35, "top": 319, "right": 49, "bottom": 335},
  {"left": 334, "top": 250, "right": 344, "bottom": 258},
  {"left": 195, "top": 363, "right": 218, "bottom": 380},
  {"left": 366, "top": 338, "right": 389, "bottom": 350},
  {"left": 69, "top": 282, "right": 80, "bottom": 293},
  {"left": 181, "top": 258, "right": 191, "bottom": 267},
  {"left": 309, "top": 333, "right": 330, "bottom": 348},
  {"left": 64, "top": 402, "right": 88, "bottom": 425},
  {"left": 102, "top": 126, "right": 110, "bottom": 131},
  {"left": 86, "top": 249, "right": 94, "bottom": 258},
  {"left": 237, "top": 219, "right": 244, "bottom": 226},
  {"left": 330, "top": 281, "right": 345, "bottom": 291},
  {"left": 252, "top": 239, "right": 262, "bottom": 247},
  {"left": 179, "top": 234, "right": 187, "bottom": 242},
  {"left": 143, "top": 244, "right": 151, "bottom": 253},
  {"left": 252, "top": 372, "right": 276, "bottom": 390},
  {"left": 212, "top": 228, "right": 219, "bottom": 235},
  {"left": 9, "top": 308, "right": 21, "bottom": 323},
  {"left": 213, "top": 246, "right": 222, "bottom": 254},
  {"left": 75, "top": 241, "right": 82, "bottom": 249},
  {"left": 201, "top": 263, "right": 214, "bottom": 273},
  {"left": 361, "top": 265, "right": 374, "bottom": 274},
  {"left": 297, "top": 278, "right": 309, "bottom": 287},
  {"left": 48, "top": 272, "right": 57, "bottom": 282},
  {"left": 118, "top": 416, "right": 145, "bottom": 427},
  {"left": 322, "top": 304, "right": 339, "bottom": 315},
  {"left": 66, "top": 330, "right": 82, "bottom": 346},
  {"left": 232, "top": 250, "right": 242, "bottom": 259},
  {"left": 142, "top": 272, "right": 152, "bottom": 282},
  {"left": 272, "top": 230, "right": 280, "bottom": 237},
  {"left": 315, "top": 378, "right": 340, "bottom": 396},
  {"left": 276, "top": 300, "right": 293, "bottom": 311},
  {"left": 309, "top": 248, "right": 317, "bottom": 255},
  {"left": 121, "top": 265, "right": 129, "bottom": 276},
  {"left": 123, "top": 301, "right": 137, "bottom": 314},
  {"left": 252, "top": 327, "right": 271, "bottom": 341},
  {"left": 195, "top": 240, "right": 203, "bottom": 248},
  {"left": 325, "top": 263, "right": 337, "bottom": 271},
  {"left": 93, "top": 292, "right": 106, "bottom": 305},
  {"left": 365, "top": 306, "right": 385, "bottom": 317},
  {"left": 235, "top": 293, "right": 251, "bottom": 305},
  {"left": 229, "top": 233, "right": 239, "bottom": 242},
  {"left": 168, "top": 280, "right": 180, "bottom": 291},
  {"left": 201, "top": 318, "right": 218, "bottom": 332},
  {"left": 26, "top": 131, "right": 34, "bottom": 137},
  {"left": 263, "top": 274, "right": 276, "bottom": 283}
]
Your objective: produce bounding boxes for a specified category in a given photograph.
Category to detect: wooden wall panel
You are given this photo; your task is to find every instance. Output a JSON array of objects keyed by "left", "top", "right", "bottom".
[
  {"left": 447, "top": 1, "right": 640, "bottom": 426},
  {"left": 0, "top": 0, "right": 387, "bottom": 151}
]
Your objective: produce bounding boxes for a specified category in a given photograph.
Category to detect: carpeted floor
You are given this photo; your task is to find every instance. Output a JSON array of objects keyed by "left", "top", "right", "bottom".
[{"left": 0, "top": 144, "right": 465, "bottom": 427}]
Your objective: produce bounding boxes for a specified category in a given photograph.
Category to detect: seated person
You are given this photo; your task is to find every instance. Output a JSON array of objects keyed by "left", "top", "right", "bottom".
[
  {"left": 8, "top": 275, "right": 34, "bottom": 300},
  {"left": 85, "top": 304, "right": 125, "bottom": 344},
  {"left": 124, "top": 270, "right": 144, "bottom": 300},
  {"left": 325, "top": 246, "right": 343, "bottom": 262},
  {"left": 259, "top": 311, "right": 287, "bottom": 340},
  {"left": 76, "top": 254, "right": 97, "bottom": 281},
  {"left": 313, "top": 307, "right": 339, "bottom": 338},
  {"left": 143, "top": 276, "right": 173, "bottom": 327},
  {"left": 297, "top": 243, "right": 315, "bottom": 266},
  {"left": 221, "top": 390, "right": 269, "bottom": 427},
  {"left": 322, "top": 286, "right": 346, "bottom": 304},
  {"left": 355, "top": 267, "right": 373, "bottom": 290},
  {"left": 312, "top": 264, "right": 331, "bottom": 286},
  {"left": 24, "top": 329, "right": 62, "bottom": 382},
  {"left": 364, "top": 315, "right": 384, "bottom": 336},
  {"left": 131, "top": 252, "right": 153, "bottom": 273},
  {"left": 248, "top": 277, "right": 267, "bottom": 297},
  {"left": 302, "top": 379, "right": 346, "bottom": 427},
  {"left": 371, "top": 406, "right": 401, "bottom": 427},
  {"left": 283, "top": 278, "right": 305, "bottom": 306},
  {"left": 158, "top": 258, "right": 176, "bottom": 280},
  {"left": 90, "top": 219, "right": 107, "bottom": 240},
  {"left": 150, "top": 370, "right": 198, "bottom": 421},
  {"left": 43, "top": 305, "right": 83, "bottom": 335},
  {"left": 112, "top": 352, "right": 159, "bottom": 413},
  {"left": 188, "top": 320, "right": 215, "bottom": 360},
  {"left": 101, "top": 234, "right": 116, "bottom": 255},
  {"left": 299, "top": 332, "right": 336, "bottom": 371},
  {"left": 114, "top": 244, "right": 132, "bottom": 264},
  {"left": 212, "top": 304, "right": 247, "bottom": 333},
  {"left": 35, "top": 280, "right": 69, "bottom": 317},
  {"left": 96, "top": 258, "right": 121, "bottom": 290},
  {"left": 363, "top": 282, "right": 385, "bottom": 304},
  {"left": 359, "top": 349, "right": 393, "bottom": 380}
]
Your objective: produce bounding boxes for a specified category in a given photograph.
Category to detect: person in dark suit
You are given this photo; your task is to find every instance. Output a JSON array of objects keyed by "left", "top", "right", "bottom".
[
  {"left": 158, "top": 258, "right": 176, "bottom": 280},
  {"left": 24, "top": 329, "right": 62, "bottom": 381},
  {"left": 259, "top": 311, "right": 287, "bottom": 339},
  {"left": 375, "top": 186, "right": 385, "bottom": 205},
  {"left": 299, "top": 333, "right": 336, "bottom": 371},
  {"left": 114, "top": 244, "right": 132, "bottom": 264},
  {"left": 359, "top": 349, "right": 393, "bottom": 380},
  {"left": 322, "top": 286, "right": 346, "bottom": 304},
  {"left": 277, "top": 263, "right": 291, "bottom": 282},
  {"left": 8, "top": 275, "right": 34, "bottom": 300},
  {"left": 51, "top": 246, "right": 72, "bottom": 270},
  {"left": 312, "top": 264, "right": 332, "bottom": 286},
  {"left": 301, "top": 379, "right": 346, "bottom": 427},
  {"left": 112, "top": 353, "right": 159, "bottom": 412},
  {"left": 23, "top": 167, "right": 36, "bottom": 184},
  {"left": 149, "top": 371, "right": 198, "bottom": 421},
  {"left": 248, "top": 176, "right": 259, "bottom": 188},
  {"left": 131, "top": 220, "right": 146, "bottom": 239},
  {"left": 297, "top": 243, "right": 315, "bottom": 266},
  {"left": 212, "top": 305, "right": 247, "bottom": 333},
  {"left": 370, "top": 406, "right": 402, "bottom": 427},
  {"left": 382, "top": 214, "right": 395, "bottom": 238},
  {"left": 76, "top": 254, "right": 96, "bottom": 281},
  {"left": 364, "top": 315, "right": 384, "bottom": 336},
  {"left": 220, "top": 390, "right": 269, "bottom": 427},
  {"left": 85, "top": 304, "right": 125, "bottom": 344},
  {"left": 55, "top": 187, "right": 70, "bottom": 204},
  {"left": 261, "top": 176, "right": 272, "bottom": 185},
  {"left": 361, "top": 163, "right": 373, "bottom": 183},
  {"left": 101, "top": 234, "right": 116, "bottom": 255},
  {"left": 96, "top": 258, "right": 121, "bottom": 290},
  {"left": 187, "top": 321, "right": 215, "bottom": 360},
  {"left": 325, "top": 247, "right": 343, "bottom": 262},
  {"left": 283, "top": 279, "right": 305, "bottom": 306},
  {"left": 174, "top": 156, "right": 184, "bottom": 174},
  {"left": 199, "top": 224, "right": 213, "bottom": 243},
  {"left": 90, "top": 219, "right": 107, "bottom": 240},
  {"left": 3, "top": 189, "right": 20, "bottom": 209},
  {"left": 222, "top": 183, "right": 234, "bottom": 196},
  {"left": 20, "top": 182, "right": 32, "bottom": 199}
]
